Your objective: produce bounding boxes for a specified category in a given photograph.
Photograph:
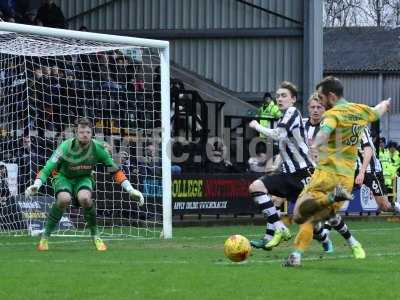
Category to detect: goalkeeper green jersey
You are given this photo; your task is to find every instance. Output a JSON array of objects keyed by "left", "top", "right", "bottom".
[{"left": 37, "top": 138, "right": 118, "bottom": 183}]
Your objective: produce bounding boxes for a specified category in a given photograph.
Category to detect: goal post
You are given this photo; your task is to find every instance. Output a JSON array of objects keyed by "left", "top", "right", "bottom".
[{"left": 0, "top": 22, "right": 172, "bottom": 239}]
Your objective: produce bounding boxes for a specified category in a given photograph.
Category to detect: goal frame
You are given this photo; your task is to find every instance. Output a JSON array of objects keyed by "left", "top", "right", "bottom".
[{"left": 0, "top": 22, "right": 172, "bottom": 239}]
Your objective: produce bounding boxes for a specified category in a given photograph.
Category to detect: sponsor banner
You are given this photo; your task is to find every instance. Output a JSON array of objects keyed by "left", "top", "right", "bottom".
[
  {"left": 357, "top": 185, "right": 378, "bottom": 211},
  {"left": 346, "top": 185, "right": 378, "bottom": 213},
  {"left": 143, "top": 178, "right": 162, "bottom": 197},
  {"left": 12, "top": 195, "right": 74, "bottom": 235},
  {"left": 172, "top": 174, "right": 379, "bottom": 215},
  {"left": 172, "top": 174, "right": 259, "bottom": 214}
]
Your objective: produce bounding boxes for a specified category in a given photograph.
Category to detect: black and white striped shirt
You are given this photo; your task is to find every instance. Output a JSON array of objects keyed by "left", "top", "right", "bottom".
[
  {"left": 277, "top": 107, "right": 314, "bottom": 173},
  {"left": 304, "top": 119, "right": 321, "bottom": 142},
  {"left": 356, "top": 127, "right": 382, "bottom": 173}
]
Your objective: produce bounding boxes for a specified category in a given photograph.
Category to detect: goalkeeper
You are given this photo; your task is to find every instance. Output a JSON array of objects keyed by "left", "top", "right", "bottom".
[{"left": 25, "top": 118, "right": 144, "bottom": 251}]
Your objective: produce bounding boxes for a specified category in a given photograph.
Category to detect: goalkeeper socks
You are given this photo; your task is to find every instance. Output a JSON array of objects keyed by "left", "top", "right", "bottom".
[
  {"left": 84, "top": 205, "right": 98, "bottom": 236},
  {"left": 44, "top": 204, "right": 64, "bottom": 237}
]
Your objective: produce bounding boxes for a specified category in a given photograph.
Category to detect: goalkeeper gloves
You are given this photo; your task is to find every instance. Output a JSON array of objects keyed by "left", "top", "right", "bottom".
[
  {"left": 25, "top": 179, "right": 42, "bottom": 198},
  {"left": 129, "top": 189, "right": 144, "bottom": 206},
  {"left": 121, "top": 180, "right": 144, "bottom": 206}
]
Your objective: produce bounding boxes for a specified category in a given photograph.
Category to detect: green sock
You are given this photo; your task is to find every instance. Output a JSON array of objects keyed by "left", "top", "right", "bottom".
[
  {"left": 327, "top": 192, "right": 335, "bottom": 204},
  {"left": 84, "top": 205, "right": 98, "bottom": 236},
  {"left": 44, "top": 204, "right": 64, "bottom": 237}
]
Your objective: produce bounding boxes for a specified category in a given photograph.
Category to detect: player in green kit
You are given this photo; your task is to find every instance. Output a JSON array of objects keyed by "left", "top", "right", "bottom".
[{"left": 25, "top": 118, "right": 144, "bottom": 251}]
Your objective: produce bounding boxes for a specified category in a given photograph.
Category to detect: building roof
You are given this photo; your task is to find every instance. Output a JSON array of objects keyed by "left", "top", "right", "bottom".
[{"left": 324, "top": 27, "right": 400, "bottom": 72}]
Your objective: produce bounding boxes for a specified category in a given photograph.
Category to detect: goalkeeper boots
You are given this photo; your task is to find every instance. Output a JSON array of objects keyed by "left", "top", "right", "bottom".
[
  {"left": 331, "top": 184, "right": 353, "bottom": 202},
  {"left": 94, "top": 237, "right": 107, "bottom": 251},
  {"left": 37, "top": 237, "right": 49, "bottom": 251},
  {"left": 250, "top": 238, "right": 271, "bottom": 251},
  {"left": 351, "top": 242, "right": 366, "bottom": 259},
  {"left": 265, "top": 227, "right": 292, "bottom": 250}
]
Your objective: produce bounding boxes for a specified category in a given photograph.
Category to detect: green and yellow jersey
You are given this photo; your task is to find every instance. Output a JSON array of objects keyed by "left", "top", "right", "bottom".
[
  {"left": 37, "top": 138, "right": 119, "bottom": 183},
  {"left": 318, "top": 99, "right": 380, "bottom": 176}
]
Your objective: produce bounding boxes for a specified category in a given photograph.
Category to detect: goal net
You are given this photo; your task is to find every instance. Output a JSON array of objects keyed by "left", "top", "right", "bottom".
[{"left": 0, "top": 23, "right": 171, "bottom": 238}]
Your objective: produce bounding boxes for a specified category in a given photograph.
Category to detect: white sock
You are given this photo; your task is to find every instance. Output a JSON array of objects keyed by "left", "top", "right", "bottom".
[{"left": 347, "top": 236, "right": 358, "bottom": 247}]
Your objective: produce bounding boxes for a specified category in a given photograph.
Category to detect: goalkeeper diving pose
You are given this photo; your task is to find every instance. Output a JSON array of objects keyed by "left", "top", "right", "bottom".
[{"left": 25, "top": 118, "right": 144, "bottom": 251}]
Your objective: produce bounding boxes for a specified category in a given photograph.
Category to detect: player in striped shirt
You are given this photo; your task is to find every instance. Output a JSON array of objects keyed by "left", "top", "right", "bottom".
[
  {"left": 284, "top": 76, "right": 391, "bottom": 267},
  {"left": 355, "top": 126, "right": 392, "bottom": 211},
  {"left": 304, "top": 94, "right": 324, "bottom": 143},
  {"left": 248, "top": 81, "right": 314, "bottom": 250}
]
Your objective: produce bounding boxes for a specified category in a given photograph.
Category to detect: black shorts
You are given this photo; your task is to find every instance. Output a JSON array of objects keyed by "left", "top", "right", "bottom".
[
  {"left": 259, "top": 168, "right": 313, "bottom": 200},
  {"left": 355, "top": 171, "right": 387, "bottom": 196}
]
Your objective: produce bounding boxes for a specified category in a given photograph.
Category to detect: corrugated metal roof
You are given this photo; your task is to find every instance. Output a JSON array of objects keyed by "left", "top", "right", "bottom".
[
  {"left": 55, "top": 0, "right": 303, "bottom": 31},
  {"left": 170, "top": 37, "right": 303, "bottom": 93}
]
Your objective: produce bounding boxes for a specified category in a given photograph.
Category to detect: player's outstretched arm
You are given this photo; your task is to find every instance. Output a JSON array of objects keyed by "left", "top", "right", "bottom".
[
  {"left": 374, "top": 98, "right": 391, "bottom": 118},
  {"left": 249, "top": 120, "right": 284, "bottom": 141},
  {"left": 114, "top": 170, "right": 144, "bottom": 206}
]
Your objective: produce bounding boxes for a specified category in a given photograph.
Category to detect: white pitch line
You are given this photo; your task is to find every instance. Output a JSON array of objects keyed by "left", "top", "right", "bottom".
[
  {"left": 176, "top": 226, "right": 400, "bottom": 240},
  {"left": 0, "top": 237, "right": 147, "bottom": 247},
  {"left": 0, "top": 226, "right": 399, "bottom": 247},
  {"left": 0, "top": 258, "right": 191, "bottom": 265},
  {"left": 0, "top": 251, "right": 398, "bottom": 266},
  {"left": 216, "top": 251, "right": 400, "bottom": 265}
]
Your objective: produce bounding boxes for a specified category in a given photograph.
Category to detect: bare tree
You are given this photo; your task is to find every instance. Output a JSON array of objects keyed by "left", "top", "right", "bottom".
[
  {"left": 324, "top": 0, "right": 400, "bottom": 26},
  {"left": 324, "top": 0, "right": 363, "bottom": 26},
  {"left": 388, "top": 0, "right": 400, "bottom": 25},
  {"left": 362, "top": 0, "right": 393, "bottom": 26}
]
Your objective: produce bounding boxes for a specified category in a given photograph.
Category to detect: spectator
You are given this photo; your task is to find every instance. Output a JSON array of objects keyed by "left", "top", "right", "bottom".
[
  {"left": 388, "top": 141, "right": 400, "bottom": 174},
  {"left": 79, "top": 25, "right": 88, "bottom": 31},
  {"left": 0, "top": 164, "right": 10, "bottom": 202},
  {"left": 36, "top": 0, "right": 66, "bottom": 28},
  {"left": 23, "top": 10, "right": 37, "bottom": 25},
  {"left": 138, "top": 142, "right": 162, "bottom": 221},
  {"left": 248, "top": 143, "right": 268, "bottom": 174},
  {"left": 119, "top": 150, "right": 137, "bottom": 179},
  {"left": 0, "top": 164, "right": 10, "bottom": 228},
  {"left": 257, "top": 92, "right": 281, "bottom": 129},
  {"left": 204, "top": 141, "right": 237, "bottom": 173},
  {"left": 381, "top": 141, "right": 400, "bottom": 191},
  {"left": 16, "top": 135, "right": 45, "bottom": 192},
  {"left": 139, "top": 142, "right": 162, "bottom": 177}
]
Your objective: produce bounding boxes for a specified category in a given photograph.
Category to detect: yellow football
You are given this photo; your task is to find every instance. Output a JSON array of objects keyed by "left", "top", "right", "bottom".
[{"left": 224, "top": 234, "right": 251, "bottom": 262}]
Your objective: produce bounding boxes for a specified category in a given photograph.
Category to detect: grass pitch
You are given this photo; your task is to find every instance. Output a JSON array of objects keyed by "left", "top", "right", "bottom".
[{"left": 0, "top": 220, "right": 400, "bottom": 300}]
